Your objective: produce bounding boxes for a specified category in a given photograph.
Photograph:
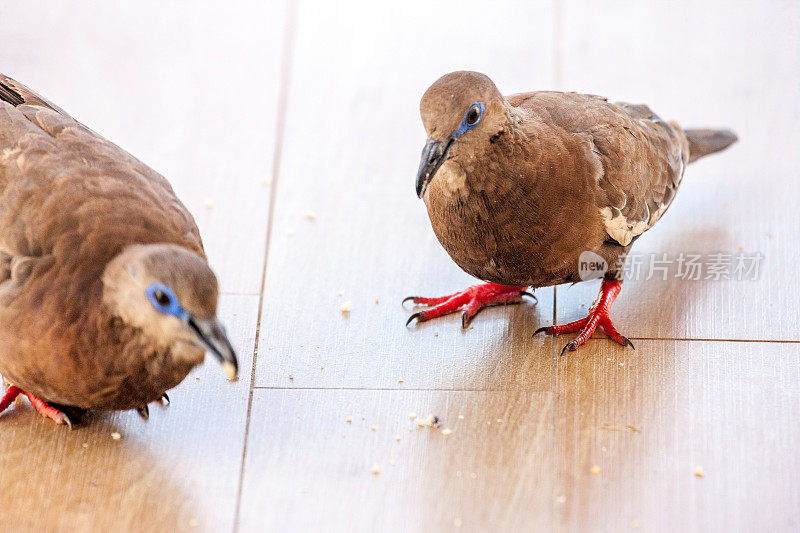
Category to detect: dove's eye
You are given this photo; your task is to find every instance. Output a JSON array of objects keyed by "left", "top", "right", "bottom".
[
  {"left": 154, "top": 290, "right": 171, "bottom": 307},
  {"left": 465, "top": 104, "right": 482, "bottom": 126},
  {"left": 145, "top": 282, "right": 184, "bottom": 319}
]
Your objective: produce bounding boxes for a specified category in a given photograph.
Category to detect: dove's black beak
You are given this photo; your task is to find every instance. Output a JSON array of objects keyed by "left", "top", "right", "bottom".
[
  {"left": 187, "top": 316, "right": 239, "bottom": 381},
  {"left": 416, "top": 137, "right": 452, "bottom": 198}
]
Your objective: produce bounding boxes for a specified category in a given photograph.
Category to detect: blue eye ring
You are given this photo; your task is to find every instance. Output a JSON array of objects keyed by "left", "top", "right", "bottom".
[
  {"left": 145, "top": 282, "right": 187, "bottom": 320},
  {"left": 452, "top": 101, "right": 485, "bottom": 137}
]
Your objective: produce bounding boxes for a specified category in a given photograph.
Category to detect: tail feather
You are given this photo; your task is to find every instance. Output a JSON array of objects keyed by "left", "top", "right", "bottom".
[{"left": 685, "top": 128, "right": 738, "bottom": 163}]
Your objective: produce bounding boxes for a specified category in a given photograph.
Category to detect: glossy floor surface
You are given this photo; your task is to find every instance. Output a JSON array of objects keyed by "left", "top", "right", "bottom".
[{"left": 0, "top": 1, "right": 798, "bottom": 531}]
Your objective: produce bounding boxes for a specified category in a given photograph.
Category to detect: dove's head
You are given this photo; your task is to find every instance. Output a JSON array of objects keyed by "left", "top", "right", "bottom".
[
  {"left": 102, "top": 243, "right": 238, "bottom": 380},
  {"left": 416, "top": 71, "right": 510, "bottom": 198}
]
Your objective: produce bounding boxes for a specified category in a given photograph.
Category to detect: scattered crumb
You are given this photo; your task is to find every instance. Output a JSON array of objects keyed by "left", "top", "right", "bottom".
[
  {"left": 458, "top": 414, "right": 464, "bottom": 420},
  {"left": 409, "top": 412, "right": 417, "bottom": 420},
  {"left": 303, "top": 210, "right": 317, "bottom": 220},
  {"left": 454, "top": 518, "right": 463, "bottom": 528},
  {"left": 321, "top": 366, "right": 325, "bottom": 370},
  {"left": 590, "top": 465, "right": 600, "bottom": 475},
  {"left": 394, "top": 435, "right": 401, "bottom": 442},
  {"left": 441, "top": 428, "right": 453, "bottom": 436},
  {"left": 203, "top": 198, "right": 214, "bottom": 209},
  {"left": 346, "top": 416, "right": 352, "bottom": 424},
  {"left": 738, "top": 244, "right": 744, "bottom": 251},
  {"left": 260, "top": 176, "right": 272, "bottom": 187},
  {"left": 631, "top": 520, "right": 641, "bottom": 529},
  {"left": 468, "top": 325, "right": 474, "bottom": 329},
  {"left": 189, "top": 518, "right": 198, "bottom": 528},
  {"left": 371, "top": 464, "right": 381, "bottom": 475},
  {"left": 285, "top": 228, "right": 295, "bottom": 237},
  {"left": 556, "top": 495, "right": 566, "bottom": 504},
  {"left": 111, "top": 432, "right": 122, "bottom": 440},
  {"left": 375, "top": 298, "right": 380, "bottom": 304},
  {"left": 289, "top": 374, "right": 294, "bottom": 381},
  {"left": 415, "top": 414, "right": 439, "bottom": 428},
  {"left": 340, "top": 301, "right": 352, "bottom": 313},
  {"left": 370, "top": 425, "right": 377, "bottom": 431},
  {"left": 694, "top": 465, "right": 705, "bottom": 478},
  {"left": 337, "top": 289, "right": 344, "bottom": 296},
  {"left": 398, "top": 377, "right": 404, "bottom": 383},
  {"left": 195, "top": 377, "right": 200, "bottom": 381}
]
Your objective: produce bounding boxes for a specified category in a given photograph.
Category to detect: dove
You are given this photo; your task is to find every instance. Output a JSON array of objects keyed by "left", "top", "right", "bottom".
[
  {"left": 0, "top": 74, "right": 238, "bottom": 427},
  {"left": 405, "top": 71, "right": 736, "bottom": 354}
]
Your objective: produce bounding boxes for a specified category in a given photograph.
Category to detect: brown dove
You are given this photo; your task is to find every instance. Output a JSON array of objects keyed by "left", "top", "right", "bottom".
[
  {"left": 0, "top": 74, "right": 238, "bottom": 427},
  {"left": 406, "top": 71, "right": 736, "bottom": 353}
]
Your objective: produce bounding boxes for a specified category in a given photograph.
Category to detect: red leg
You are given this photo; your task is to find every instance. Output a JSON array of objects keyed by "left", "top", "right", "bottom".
[
  {"left": 535, "top": 278, "right": 634, "bottom": 355},
  {"left": 0, "top": 384, "right": 72, "bottom": 428},
  {"left": 404, "top": 283, "right": 535, "bottom": 328}
]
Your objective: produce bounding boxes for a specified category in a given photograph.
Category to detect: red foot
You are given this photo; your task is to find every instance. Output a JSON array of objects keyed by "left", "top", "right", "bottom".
[
  {"left": 0, "top": 384, "right": 72, "bottom": 429},
  {"left": 535, "top": 278, "right": 634, "bottom": 355},
  {"left": 404, "top": 283, "right": 535, "bottom": 328}
]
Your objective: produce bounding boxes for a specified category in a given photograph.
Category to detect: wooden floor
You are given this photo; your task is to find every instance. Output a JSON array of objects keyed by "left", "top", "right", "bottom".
[{"left": 1, "top": 1, "right": 798, "bottom": 531}]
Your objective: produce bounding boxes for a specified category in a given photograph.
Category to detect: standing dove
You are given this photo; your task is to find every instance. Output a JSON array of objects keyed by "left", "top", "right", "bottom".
[
  {"left": 0, "top": 74, "right": 238, "bottom": 427},
  {"left": 406, "top": 71, "right": 736, "bottom": 353}
]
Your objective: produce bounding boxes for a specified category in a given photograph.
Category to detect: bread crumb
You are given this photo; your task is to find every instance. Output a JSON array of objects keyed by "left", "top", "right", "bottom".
[
  {"left": 458, "top": 414, "right": 464, "bottom": 420},
  {"left": 203, "top": 198, "right": 214, "bottom": 209},
  {"left": 454, "top": 518, "right": 463, "bottom": 528},
  {"left": 394, "top": 435, "right": 401, "bottom": 442},
  {"left": 111, "top": 432, "right": 122, "bottom": 440},
  {"left": 340, "top": 301, "right": 352, "bottom": 313},
  {"left": 286, "top": 228, "right": 295, "bottom": 237},
  {"left": 694, "top": 465, "right": 705, "bottom": 477},
  {"left": 260, "top": 176, "right": 272, "bottom": 187},
  {"left": 631, "top": 520, "right": 641, "bottom": 529},
  {"left": 371, "top": 464, "right": 381, "bottom": 475},
  {"left": 370, "top": 425, "right": 377, "bottom": 431},
  {"left": 375, "top": 298, "right": 380, "bottom": 304},
  {"left": 441, "top": 428, "right": 453, "bottom": 436},
  {"left": 409, "top": 412, "right": 417, "bottom": 420},
  {"left": 398, "top": 377, "right": 404, "bottom": 383},
  {"left": 346, "top": 416, "right": 352, "bottom": 423},
  {"left": 738, "top": 244, "right": 744, "bottom": 251},
  {"left": 590, "top": 465, "right": 600, "bottom": 475},
  {"left": 337, "top": 289, "right": 344, "bottom": 296},
  {"left": 303, "top": 210, "right": 317, "bottom": 220},
  {"left": 289, "top": 374, "right": 294, "bottom": 381}
]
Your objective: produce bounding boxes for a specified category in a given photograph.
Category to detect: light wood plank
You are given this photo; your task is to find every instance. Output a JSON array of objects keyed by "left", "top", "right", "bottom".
[
  {"left": 0, "top": 294, "right": 258, "bottom": 532},
  {"left": 255, "top": 0, "right": 558, "bottom": 390},
  {"left": 0, "top": 0, "right": 288, "bottom": 295},
  {"left": 554, "top": 0, "right": 800, "bottom": 340},
  {"left": 554, "top": 339, "right": 800, "bottom": 531},
  {"left": 238, "top": 389, "right": 555, "bottom": 531}
]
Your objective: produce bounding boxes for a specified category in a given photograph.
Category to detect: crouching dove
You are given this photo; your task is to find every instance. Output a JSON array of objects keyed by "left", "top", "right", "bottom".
[
  {"left": 406, "top": 71, "right": 736, "bottom": 354},
  {"left": 0, "top": 74, "right": 238, "bottom": 427}
]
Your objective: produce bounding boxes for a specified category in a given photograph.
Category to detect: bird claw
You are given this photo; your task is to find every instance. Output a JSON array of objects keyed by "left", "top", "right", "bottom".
[
  {"left": 559, "top": 341, "right": 577, "bottom": 357},
  {"left": 533, "top": 326, "right": 549, "bottom": 337},
  {"left": 403, "top": 283, "right": 530, "bottom": 328},
  {"left": 136, "top": 405, "right": 149, "bottom": 420},
  {"left": 58, "top": 412, "right": 73, "bottom": 430},
  {"left": 158, "top": 392, "right": 170, "bottom": 406},
  {"left": 406, "top": 312, "right": 424, "bottom": 327},
  {"left": 520, "top": 291, "right": 538, "bottom": 303},
  {"left": 402, "top": 296, "right": 418, "bottom": 306}
]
